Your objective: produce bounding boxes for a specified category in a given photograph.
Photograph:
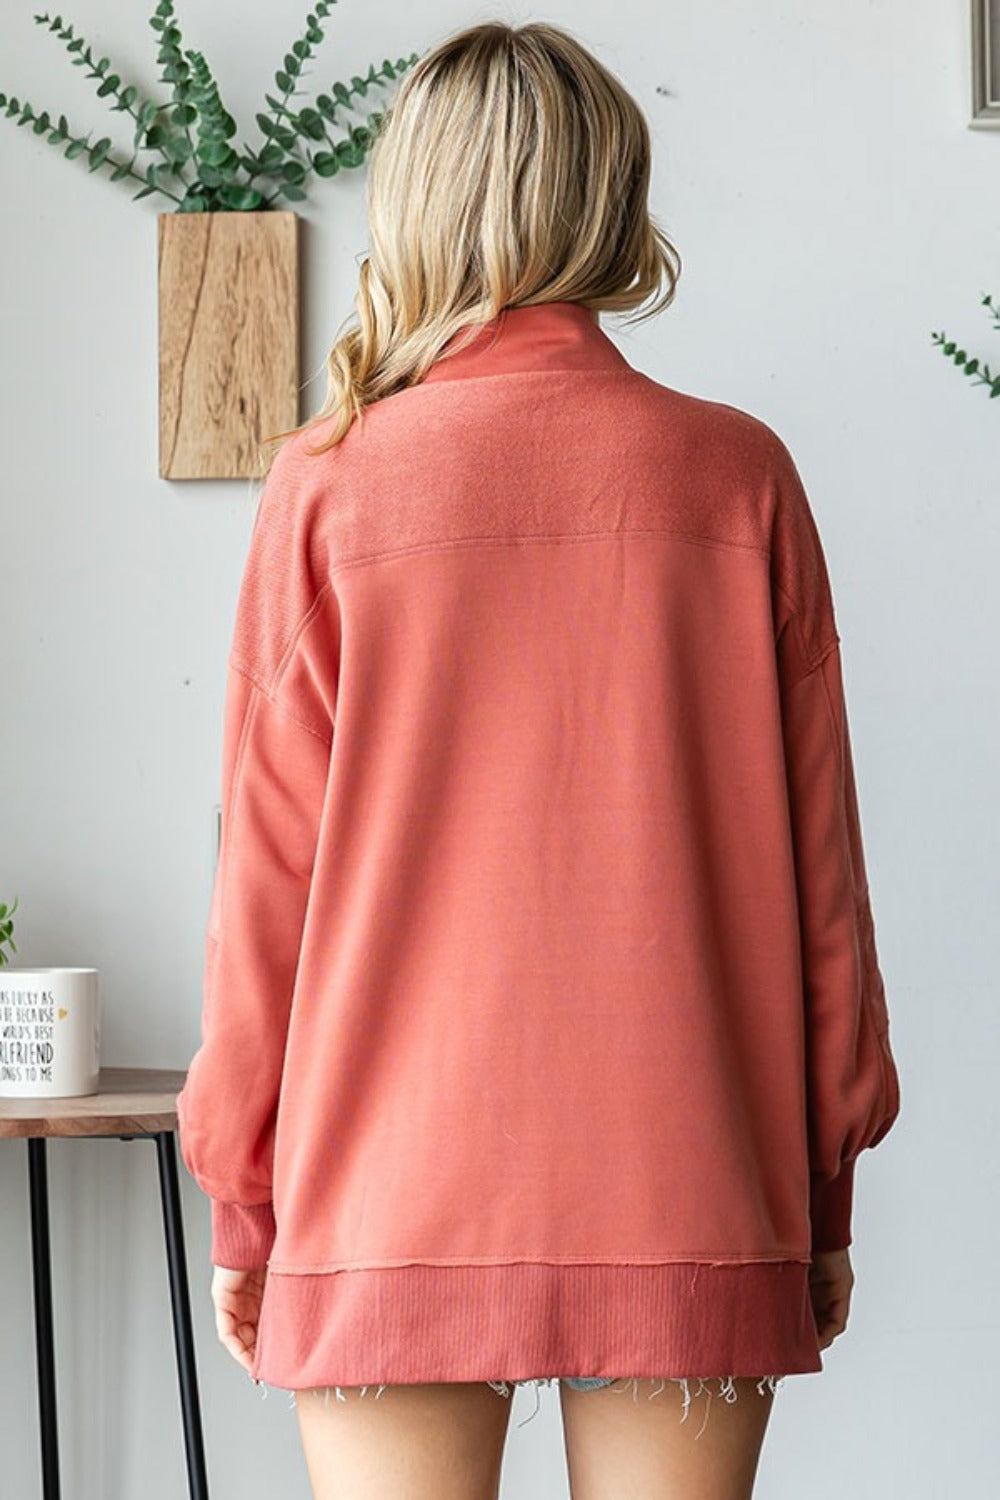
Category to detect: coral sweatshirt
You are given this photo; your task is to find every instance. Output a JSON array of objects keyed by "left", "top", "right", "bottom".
[{"left": 176, "top": 300, "right": 901, "bottom": 1389}]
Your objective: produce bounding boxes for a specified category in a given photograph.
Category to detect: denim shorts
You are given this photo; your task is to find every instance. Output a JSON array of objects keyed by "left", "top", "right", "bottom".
[
  {"left": 278, "top": 1373, "right": 786, "bottom": 1423},
  {"left": 486, "top": 1375, "right": 784, "bottom": 1400}
]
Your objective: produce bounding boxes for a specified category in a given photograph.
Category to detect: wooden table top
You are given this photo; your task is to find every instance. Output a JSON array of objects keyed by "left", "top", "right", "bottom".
[{"left": 0, "top": 1066, "right": 188, "bottom": 1139}]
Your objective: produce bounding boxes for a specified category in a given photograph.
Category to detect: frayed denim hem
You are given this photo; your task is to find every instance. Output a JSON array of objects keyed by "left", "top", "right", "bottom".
[
  {"left": 488, "top": 1375, "right": 785, "bottom": 1428},
  {"left": 267, "top": 1371, "right": 786, "bottom": 1431}
]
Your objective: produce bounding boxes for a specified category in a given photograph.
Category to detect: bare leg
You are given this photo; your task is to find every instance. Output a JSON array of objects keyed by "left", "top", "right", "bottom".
[
  {"left": 294, "top": 1382, "right": 515, "bottom": 1500},
  {"left": 560, "top": 1377, "right": 777, "bottom": 1500}
]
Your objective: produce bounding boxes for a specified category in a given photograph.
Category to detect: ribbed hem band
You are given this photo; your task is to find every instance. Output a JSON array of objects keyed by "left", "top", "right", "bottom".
[{"left": 250, "top": 1260, "right": 823, "bottom": 1390}]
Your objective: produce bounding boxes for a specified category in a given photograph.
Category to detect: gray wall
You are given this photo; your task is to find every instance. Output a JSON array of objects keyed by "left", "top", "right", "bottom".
[{"left": 1, "top": 2, "right": 991, "bottom": 1495}]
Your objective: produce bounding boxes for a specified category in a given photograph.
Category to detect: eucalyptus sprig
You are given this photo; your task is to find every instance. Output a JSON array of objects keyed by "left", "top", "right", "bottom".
[
  {"left": 0, "top": 895, "right": 19, "bottom": 968},
  {"left": 931, "top": 293, "right": 1000, "bottom": 402},
  {"left": 0, "top": 3, "right": 418, "bottom": 211}
]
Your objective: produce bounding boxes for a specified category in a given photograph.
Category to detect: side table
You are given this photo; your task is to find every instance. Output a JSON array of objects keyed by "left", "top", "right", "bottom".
[{"left": 0, "top": 1066, "right": 209, "bottom": 1500}]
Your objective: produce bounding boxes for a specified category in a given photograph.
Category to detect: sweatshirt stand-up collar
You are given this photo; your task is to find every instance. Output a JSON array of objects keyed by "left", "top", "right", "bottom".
[{"left": 420, "top": 300, "right": 630, "bottom": 384}]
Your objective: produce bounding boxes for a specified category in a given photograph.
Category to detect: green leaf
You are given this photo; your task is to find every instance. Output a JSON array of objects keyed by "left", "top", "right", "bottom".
[
  {"left": 163, "top": 135, "right": 192, "bottom": 163},
  {"left": 88, "top": 137, "right": 112, "bottom": 169},
  {"left": 275, "top": 70, "right": 292, "bottom": 92},
  {"left": 196, "top": 139, "right": 235, "bottom": 167},
  {"left": 964, "top": 358, "right": 979, "bottom": 376},
  {"left": 277, "top": 181, "right": 307, "bottom": 201},
  {"left": 65, "top": 138, "right": 88, "bottom": 158},
  {"left": 296, "top": 107, "right": 326, "bottom": 140},
  {"left": 97, "top": 74, "right": 120, "bottom": 97},
  {"left": 312, "top": 149, "right": 339, "bottom": 177},
  {"left": 284, "top": 54, "right": 301, "bottom": 77},
  {"left": 217, "top": 183, "right": 265, "bottom": 210},
  {"left": 336, "top": 139, "right": 364, "bottom": 168}
]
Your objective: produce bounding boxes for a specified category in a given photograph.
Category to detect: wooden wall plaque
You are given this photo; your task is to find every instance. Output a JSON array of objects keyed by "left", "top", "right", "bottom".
[{"left": 157, "top": 210, "right": 300, "bottom": 480}]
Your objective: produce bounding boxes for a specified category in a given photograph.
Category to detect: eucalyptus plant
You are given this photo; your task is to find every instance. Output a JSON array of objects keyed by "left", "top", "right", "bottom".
[
  {"left": 932, "top": 293, "right": 1000, "bottom": 402},
  {"left": 0, "top": 895, "right": 18, "bottom": 967},
  {"left": 0, "top": 1, "right": 418, "bottom": 211}
]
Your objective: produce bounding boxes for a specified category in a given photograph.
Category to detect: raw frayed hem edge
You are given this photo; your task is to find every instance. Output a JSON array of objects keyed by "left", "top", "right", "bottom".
[
  {"left": 257, "top": 1372, "right": 786, "bottom": 1430},
  {"left": 488, "top": 1374, "right": 786, "bottom": 1428}
]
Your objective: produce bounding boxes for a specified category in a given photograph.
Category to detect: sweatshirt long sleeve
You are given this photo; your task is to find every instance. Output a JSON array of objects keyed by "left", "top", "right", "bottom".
[
  {"left": 770, "top": 438, "right": 901, "bottom": 1251},
  {"left": 176, "top": 443, "right": 334, "bottom": 1269}
]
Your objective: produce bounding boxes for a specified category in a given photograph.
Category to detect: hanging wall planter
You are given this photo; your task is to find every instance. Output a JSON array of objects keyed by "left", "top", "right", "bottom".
[
  {"left": 1, "top": 2, "right": 418, "bottom": 478},
  {"left": 158, "top": 209, "right": 300, "bottom": 478}
]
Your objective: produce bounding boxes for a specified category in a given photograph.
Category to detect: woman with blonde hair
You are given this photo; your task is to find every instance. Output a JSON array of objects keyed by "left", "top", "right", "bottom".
[{"left": 177, "top": 18, "right": 901, "bottom": 1500}]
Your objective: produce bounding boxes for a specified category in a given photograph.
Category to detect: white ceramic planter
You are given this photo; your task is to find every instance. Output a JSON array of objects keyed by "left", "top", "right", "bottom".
[{"left": 0, "top": 968, "right": 101, "bottom": 1098}]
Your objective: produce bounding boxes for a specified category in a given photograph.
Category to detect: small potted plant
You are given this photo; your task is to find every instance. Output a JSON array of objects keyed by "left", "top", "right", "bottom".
[
  {"left": 0, "top": 3, "right": 419, "bottom": 477},
  {"left": 0, "top": 895, "right": 19, "bottom": 967},
  {"left": 0, "top": 896, "right": 101, "bottom": 1099}
]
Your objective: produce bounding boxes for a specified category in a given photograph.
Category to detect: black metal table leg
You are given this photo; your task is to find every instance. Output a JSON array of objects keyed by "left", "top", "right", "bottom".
[
  {"left": 27, "top": 1137, "right": 61, "bottom": 1500},
  {"left": 156, "top": 1130, "right": 209, "bottom": 1500}
]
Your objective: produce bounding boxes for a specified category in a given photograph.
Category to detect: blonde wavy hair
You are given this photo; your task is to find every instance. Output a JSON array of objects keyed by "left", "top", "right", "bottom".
[{"left": 261, "top": 19, "right": 681, "bottom": 467}]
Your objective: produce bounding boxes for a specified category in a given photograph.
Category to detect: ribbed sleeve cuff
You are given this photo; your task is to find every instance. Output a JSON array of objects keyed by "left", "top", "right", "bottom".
[
  {"left": 210, "top": 1199, "right": 277, "bottom": 1269},
  {"left": 809, "top": 1160, "right": 855, "bottom": 1252}
]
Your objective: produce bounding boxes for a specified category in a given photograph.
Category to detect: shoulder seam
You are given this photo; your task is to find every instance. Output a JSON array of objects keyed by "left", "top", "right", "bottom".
[
  {"left": 228, "top": 659, "right": 333, "bottom": 746},
  {"left": 268, "top": 579, "right": 337, "bottom": 695},
  {"left": 785, "top": 622, "right": 841, "bottom": 687},
  {"left": 325, "top": 526, "right": 772, "bottom": 582}
]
